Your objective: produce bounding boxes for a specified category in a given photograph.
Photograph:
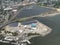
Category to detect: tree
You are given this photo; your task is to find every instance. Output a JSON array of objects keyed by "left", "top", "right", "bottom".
[
  {"left": 12, "top": 32, "right": 18, "bottom": 36},
  {"left": 53, "top": 1, "right": 60, "bottom": 8}
]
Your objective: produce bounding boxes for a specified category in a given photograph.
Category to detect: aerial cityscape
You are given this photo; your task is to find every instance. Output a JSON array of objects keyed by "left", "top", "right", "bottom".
[{"left": 0, "top": 0, "right": 60, "bottom": 45}]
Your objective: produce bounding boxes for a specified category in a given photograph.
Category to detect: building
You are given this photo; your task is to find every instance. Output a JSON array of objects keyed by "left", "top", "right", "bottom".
[
  {"left": 5, "top": 22, "right": 20, "bottom": 32},
  {"left": 5, "top": 20, "right": 52, "bottom": 36},
  {"left": 0, "top": 0, "right": 38, "bottom": 8}
]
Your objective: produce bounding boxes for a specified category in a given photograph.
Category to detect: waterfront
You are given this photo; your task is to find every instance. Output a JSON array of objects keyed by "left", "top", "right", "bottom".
[
  {"left": 30, "top": 14, "right": 60, "bottom": 45},
  {"left": 0, "top": 4, "right": 60, "bottom": 45},
  {"left": 0, "top": 14, "right": 60, "bottom": 45},
  {"left": 16, "top": 4, "right": 55, "bottom": 18}
]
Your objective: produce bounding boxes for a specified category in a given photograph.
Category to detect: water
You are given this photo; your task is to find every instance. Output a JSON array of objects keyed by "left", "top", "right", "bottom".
[
  {"left": 1, "top": 14, "right": 60, "bottom": 45},
  {"left": 16, "top": 4, "right": 54, "bottom": 18},
  {"left": 1, "top": 14, "right": 59, "bottom": 45},
  {"left": 29, "top": 14, "right": 60, "bottom": 45}
]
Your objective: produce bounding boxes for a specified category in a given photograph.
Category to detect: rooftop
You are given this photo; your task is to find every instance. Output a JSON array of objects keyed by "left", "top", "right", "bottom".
[{"left": 8, "top": 22, "right": 18, "bottom": 27}]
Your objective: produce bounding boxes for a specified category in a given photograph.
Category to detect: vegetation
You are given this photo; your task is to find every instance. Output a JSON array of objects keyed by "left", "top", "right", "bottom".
[
  {"left": 37, "top": 1, "right": 60, "bottom": 8},
  {"left": 42, "top": 3, "right": 47, "bottom": 6},
  {"left": 0, "top": 8, "right": 4, "bottom": 14},
  {"left": 12, "top": 32, "right": 18, "bottom": 36},
  {"left": 1, "top": 30, "right": 18, "bottom": 36},
  {"left": 28, "top": 33, "right": 39, "bottom": 36},
  {"left": 53, "top": 1, "right": 60, "bottom": 8},
  {"left": 37, "top": 2, "right": 42, "bottom": 6},
  {"left": 37, "top": 2, "right": 47, "bottom": 6},
  {"left": 4, "top": 31, "right": 11, "bottom": 33}
]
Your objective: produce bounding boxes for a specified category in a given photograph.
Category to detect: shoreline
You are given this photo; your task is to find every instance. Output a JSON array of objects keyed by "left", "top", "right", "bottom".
[
  {"left": 40, "top": 12, "right": 60, "bottom": 17},
  {"left": 38, "top": 6, "right": 60, "bottom": 17}
]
